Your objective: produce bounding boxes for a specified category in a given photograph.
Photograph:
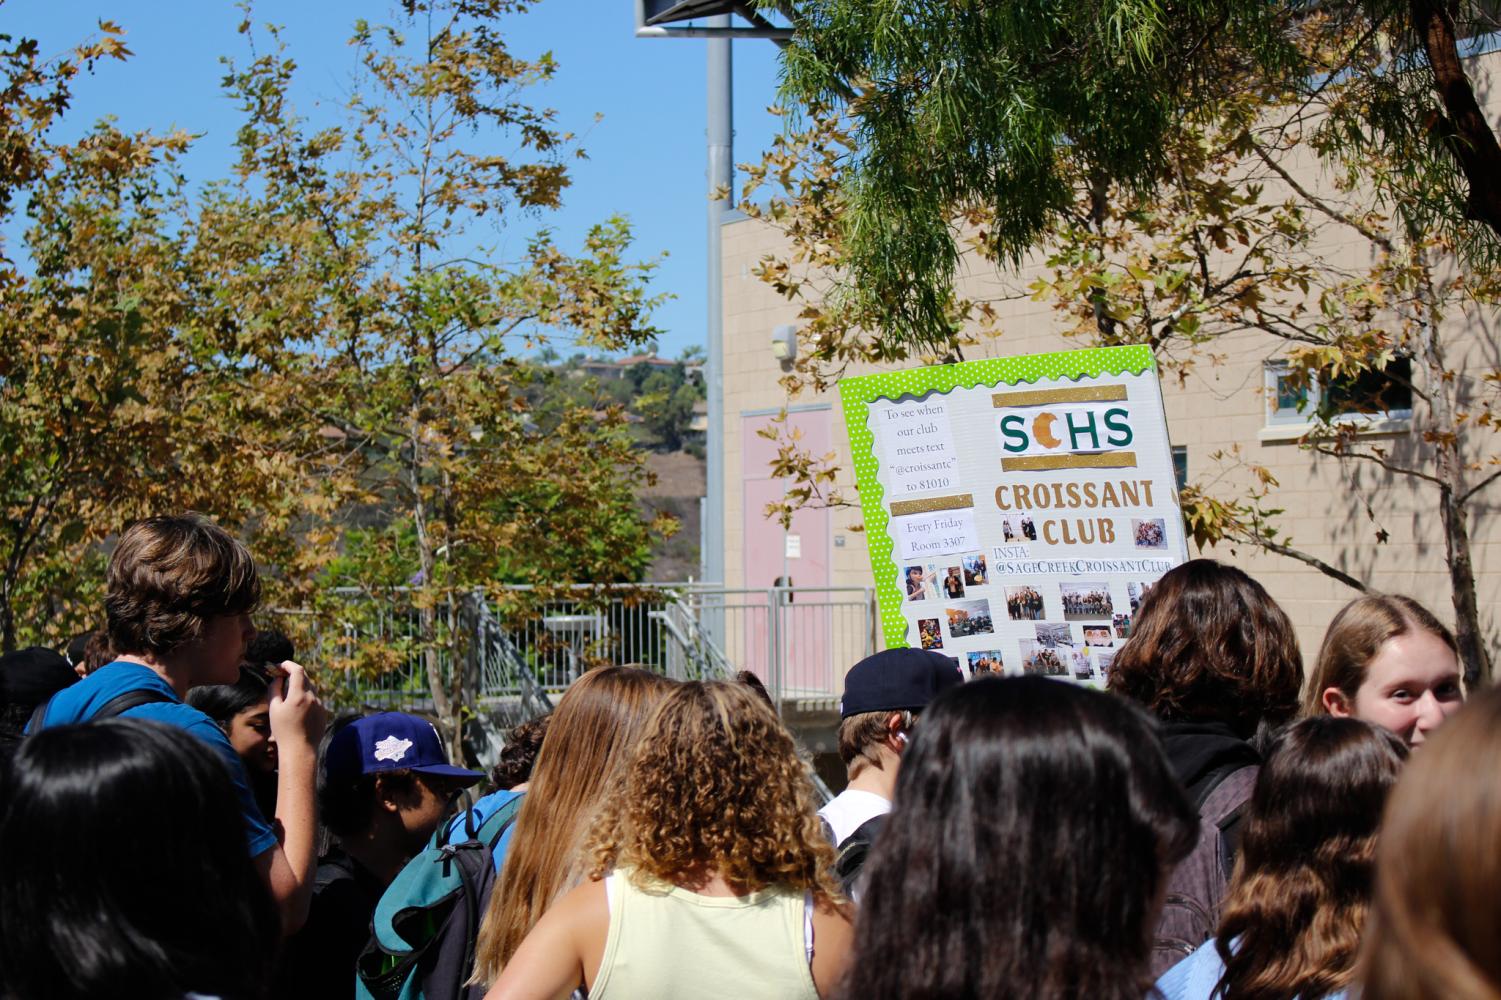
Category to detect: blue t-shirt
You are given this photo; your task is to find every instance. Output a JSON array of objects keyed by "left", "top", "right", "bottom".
[
  {"left": 37, "top": 660, "right": 278, "bottom": 858},
  {"left": 445, "top": 788, "right": 523, "bottom": 872},
  {"left": 1156, "top": 938, "right": 1350, "bottom": 1000}
]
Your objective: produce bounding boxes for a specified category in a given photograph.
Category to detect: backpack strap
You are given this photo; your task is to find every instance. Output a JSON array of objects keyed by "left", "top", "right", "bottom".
[
  {"left": 26, "top": 698, "right": 51, "bottom": 735},
  {"left": 833, "top": 813, "right": 887, "bottom": 894},
  {"left": 1187, "top": 760, "right": 1253, "bottom": 811},
  {"left": 91, "top": 687, "right": 175, "bottom": 720},
  {"left": 448, "top": 797, "right": 524, "bottom": 1000},
  {"left": 26, "top": 686, "right": 173, "bottom": 733},
  {"left": 1198, "top": 765, "right": 1259, "bottom": 880}
]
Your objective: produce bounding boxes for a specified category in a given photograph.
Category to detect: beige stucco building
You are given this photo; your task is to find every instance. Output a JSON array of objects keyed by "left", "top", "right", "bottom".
[{"left": 715, "top": 49, "right": 1500, "bottom": 715}]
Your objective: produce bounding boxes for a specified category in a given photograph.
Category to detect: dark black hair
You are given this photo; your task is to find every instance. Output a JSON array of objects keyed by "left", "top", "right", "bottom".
[
  {"left": 489, "top": 713, "right": 550, "bottom": 790},
  {"left": 245, "top": 628, "right": 294, "bottom": 667},
  {"left": 0, "top": 718, "right": 279, "bottom": 1000},
  {"left": 840, "top": 676, "right": 1199, "bottom": 1000},
  {"left": 0, "top": 647, "right": 79, "bottom": 748},
  {"left": 185, "top": 663, "right": 272, "bottom": 725}
]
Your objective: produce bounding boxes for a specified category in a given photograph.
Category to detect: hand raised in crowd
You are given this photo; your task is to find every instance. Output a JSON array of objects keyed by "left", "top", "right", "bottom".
[{"left": 266, "top": 660, "right": 327, "bottom": 750}]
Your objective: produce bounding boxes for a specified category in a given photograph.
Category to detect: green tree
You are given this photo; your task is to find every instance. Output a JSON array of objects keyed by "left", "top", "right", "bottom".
[
  {"left": 743, "top": 15, "right": 1501, "bottom": 681},
  {"left": 219, "top": 1, "right": 670, "bottom": 746},
  {"left": 767, "top": 0, "right": 1501, "bottom": 351},
  {"left": 1026, "top": 50, "right": 1501, "bottom": 683},
  {"left": 632, "top": 362, "right": 702, "bottom": 453},
  {"left": 0, "top": 19, "right": 334, "bottom": 651}
]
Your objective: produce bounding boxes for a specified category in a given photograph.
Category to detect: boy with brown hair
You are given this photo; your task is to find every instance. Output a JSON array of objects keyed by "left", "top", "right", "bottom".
[
  {"left": 818, "top": 648, "right": 962, "bottom": 894},
  {"left": 35, "top": 513, "right": 326, "bottom": 934}
]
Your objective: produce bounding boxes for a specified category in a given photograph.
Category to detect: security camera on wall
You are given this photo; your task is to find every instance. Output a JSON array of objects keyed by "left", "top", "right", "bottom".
[{"left": 771, "top": 324, "right": 798, "bottom": 362}]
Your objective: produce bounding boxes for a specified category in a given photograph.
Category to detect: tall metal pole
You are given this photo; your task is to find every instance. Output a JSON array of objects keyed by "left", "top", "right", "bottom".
[{"left": 705, "top": 15, "right": 731, "bottom": 591}]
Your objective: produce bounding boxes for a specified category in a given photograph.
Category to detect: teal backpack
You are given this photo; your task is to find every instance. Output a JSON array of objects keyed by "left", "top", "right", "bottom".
[{"left": 355, "top": 793, "right": 523, "bottom": 1000}]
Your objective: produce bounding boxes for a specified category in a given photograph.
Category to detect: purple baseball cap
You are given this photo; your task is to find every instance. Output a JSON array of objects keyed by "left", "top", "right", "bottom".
[{"left": 324, "top": 711, "right": 484, "bottom": 785}]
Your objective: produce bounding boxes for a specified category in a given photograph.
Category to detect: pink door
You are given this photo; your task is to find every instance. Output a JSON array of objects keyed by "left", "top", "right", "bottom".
[{"left": 742, "top": 409, "right": 832, "bottom": 695}]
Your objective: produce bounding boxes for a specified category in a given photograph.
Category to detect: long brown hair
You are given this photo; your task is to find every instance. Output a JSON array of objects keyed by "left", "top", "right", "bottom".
[
  {"left": 1362, "top": 687, "right": 1501, "bottom": 1000},
  {"left": 1214, "top": 717, "right": 1407, "bottom": 999},
  {"left": 1108, "top": 559, "right": 1302, "bottom": 735},
  {"left": 470, "top": 666, "right": 674, "bottom": 985},
  {"left": 585, "top": 680, "right": 841, "bottom": 902},
  {"left": 1303, "top": 594, "right": 1459, "bottom": 716}
]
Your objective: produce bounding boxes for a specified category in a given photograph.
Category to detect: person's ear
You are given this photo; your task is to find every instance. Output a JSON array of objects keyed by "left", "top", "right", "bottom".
[
  {"left": 885, "top": 712, "right": 909, "bottom": 751},
  {"left": 1322, "top": 687, "right": 1354, "bottom": 717},
  {"left": 374, "top": 774, "right": 407, "bottom": 813}
]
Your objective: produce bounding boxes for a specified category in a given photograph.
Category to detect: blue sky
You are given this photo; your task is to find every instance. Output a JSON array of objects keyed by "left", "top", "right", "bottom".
[{"left": 2, "top": 1, "right": 788, "bottom": 358}]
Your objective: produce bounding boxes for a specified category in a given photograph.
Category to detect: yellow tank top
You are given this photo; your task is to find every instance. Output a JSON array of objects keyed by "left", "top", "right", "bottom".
[{"left": 590, "top": 872, "right": 820, "bottom": 1000}]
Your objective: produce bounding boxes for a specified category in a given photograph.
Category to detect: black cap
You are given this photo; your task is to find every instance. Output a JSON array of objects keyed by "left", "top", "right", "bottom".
[
  {"left": 839, "top": 647, "right": 963, "bottom": 719},
  {"left": 65, "top": 631, "right": 95, "bottom": 666},
  {"left": 0, "top": 646, "right": 79, "bottom": 709}
]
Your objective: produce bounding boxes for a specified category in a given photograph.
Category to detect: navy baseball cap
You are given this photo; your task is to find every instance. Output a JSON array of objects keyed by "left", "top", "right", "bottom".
[
  {"left": 839, "top": 647, "right": 963, "bottom": 719},
  {"left": 324, "top": 712, "right": 484, "bottom": 785}
]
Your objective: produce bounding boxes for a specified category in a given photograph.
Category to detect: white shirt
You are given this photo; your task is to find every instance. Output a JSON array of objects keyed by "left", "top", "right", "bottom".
[{"left": 817, "top": 788, "right": 892, "bottom": 847}]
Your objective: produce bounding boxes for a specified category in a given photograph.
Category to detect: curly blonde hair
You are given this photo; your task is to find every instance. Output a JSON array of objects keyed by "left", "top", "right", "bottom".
[{"left": 586, "top": 680, "right": 841, "bottom": 902}]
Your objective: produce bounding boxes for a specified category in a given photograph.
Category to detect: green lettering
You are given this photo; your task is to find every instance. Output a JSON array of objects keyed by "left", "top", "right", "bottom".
[
  {"left": 1066, "top": 409, "right": 1101, "bottom": 450},
  {"left": 1000, "top": 414, "right": 1029, "bottom": 453},
  {"left": 1104, "top": 407, "right": 1133, "bottom": 447}
]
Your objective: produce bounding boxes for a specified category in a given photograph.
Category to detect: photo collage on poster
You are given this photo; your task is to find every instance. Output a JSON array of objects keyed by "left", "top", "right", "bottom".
[
  {"left": 903, "top": 559, "right": 1157, "bottom": 685},
  {"left": 842, "top": 347, "right": 1189, "bottom": 689}
]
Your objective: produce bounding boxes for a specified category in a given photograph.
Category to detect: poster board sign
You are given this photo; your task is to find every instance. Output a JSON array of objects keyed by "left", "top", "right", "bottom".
[{"left": 838, "top": 345, "right": 1187, "bottom": 685}]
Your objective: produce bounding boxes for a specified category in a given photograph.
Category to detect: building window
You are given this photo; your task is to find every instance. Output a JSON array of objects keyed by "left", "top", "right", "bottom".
[
  {"left": 1263, "top": 357, "right": 1414, "bottom": 429},
  {"left": 1172, "top": 445, "right": 1188, "bottom": 493}
]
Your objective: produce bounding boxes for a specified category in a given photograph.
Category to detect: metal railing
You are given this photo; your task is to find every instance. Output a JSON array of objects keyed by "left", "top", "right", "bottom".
[{"left": 264, "top": 583, "right": 876, "bottom": 715}]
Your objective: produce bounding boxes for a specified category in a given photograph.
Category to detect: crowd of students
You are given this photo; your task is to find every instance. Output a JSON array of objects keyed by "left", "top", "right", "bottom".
[{"left": 0, "top": 514, "right": 1495, "bottom": 1000}]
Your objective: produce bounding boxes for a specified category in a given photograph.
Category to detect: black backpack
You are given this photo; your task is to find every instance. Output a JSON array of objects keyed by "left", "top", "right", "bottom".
[
  {"left": 822, "top": 814, "right": 887, "bottom": 897},
  {"left": 355, "top": 794, "right": 523, "bottom": 1000}
]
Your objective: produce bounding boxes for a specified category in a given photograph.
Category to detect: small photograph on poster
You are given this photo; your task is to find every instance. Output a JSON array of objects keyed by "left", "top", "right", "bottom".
[
  {"left": 1005, "top": 585, "right": 1046, "bottom": 621},
  {"left": 961, "top": 552, "right": 988, "bottom": 587},
  {"left": 939, "top": 565, "right": 966, "bottom": 600},
  {"left": 903, "top": 565, "right": 938, "bottom": 602},
  {"left": 1132, "top": 518, "right": 1168, "bottom": 549},
  {"left": 1096, "top": 648, "right": 1117, "bottom": 682},
  {"left": 1021, "top": 640, "right": 1068, "bottom": 676},
  {"left": 946, "top": 599, "right": 995, "bottom": 637},
  {"left": 918, "top": 618, "right": 944, "bottom": 650},
  {"left": 966, "top": 650, "right": 1005, "bottom": 678},
  {"left": 1035, "top": 622, "right": 1074, "bottom": 648},
  {"left": 1000, "top": 513, "right": 1038, "bottom": 543},
  {"left": 1127, "top": 580, "right": 1155, "bottom": 612},
  {"left": 1070, "top": 649, "right": 1095, "bottom": 681},
  {"left": 1113, "top": 613, "right": 1132, "bottom": 638},
  {"left": 1060, "top": 582, "right": 1113, "bottom": 621},
  {"left": 1083, "top": 625, "right": 1114, "bottom": 648}
]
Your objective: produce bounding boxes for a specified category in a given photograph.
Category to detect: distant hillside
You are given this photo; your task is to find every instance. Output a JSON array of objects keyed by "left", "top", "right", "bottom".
[{"left": 640, "top": 450, "right": 706, "bottom": 582}]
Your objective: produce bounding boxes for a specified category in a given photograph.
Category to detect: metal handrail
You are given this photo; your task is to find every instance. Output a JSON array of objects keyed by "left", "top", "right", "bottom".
[
  {"left": 649, "top": 595, "right": 738, "bottom": 681},
  {"left": 266, "top": 583, "right": 876, "bottom": 711}
]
